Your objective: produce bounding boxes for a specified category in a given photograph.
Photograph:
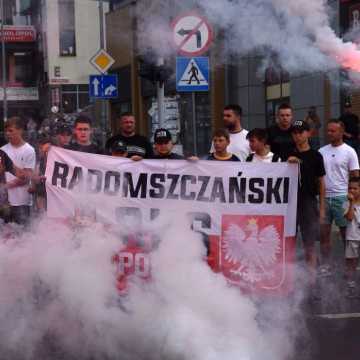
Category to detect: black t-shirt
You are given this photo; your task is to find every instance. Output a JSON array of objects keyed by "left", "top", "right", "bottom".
[
  {"left": 289, "top": 148, "right": 326, "bottom": 198},
  {"left": 207, "top": 154, "right": 240, "bottom": 161},
  {"left": 267, "top": 125, "right": 295, "bottom": 161},
  {"left": 153, "top": 152, "right": 184, "bottom": 159},
  {"left": 0, "top": 149, "right": 15, "bottom": 175},
  {"left": 106, "top": 134, "right": 153, "bottom": 158},
  {"left": 65, "top": 142, "right": 103, "bottom": 154},
  {"left": 339, "top": 112, "right": 360, "bottom": 138}
]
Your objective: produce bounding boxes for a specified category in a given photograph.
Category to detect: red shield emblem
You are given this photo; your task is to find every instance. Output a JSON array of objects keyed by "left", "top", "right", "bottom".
[{"left": 220, "top": 215, "right": 294, "bottom": 294}]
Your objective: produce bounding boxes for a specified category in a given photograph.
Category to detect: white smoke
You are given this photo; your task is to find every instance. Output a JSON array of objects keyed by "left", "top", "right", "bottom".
[
  {"left": 137, "top": 0, "right": 360, "bottom": 75},
  {"left": 0, "top": 214, "right": 304, "bottom": 360}
]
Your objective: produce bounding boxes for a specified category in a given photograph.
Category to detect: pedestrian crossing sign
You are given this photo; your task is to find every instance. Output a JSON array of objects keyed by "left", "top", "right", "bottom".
[{"left": 176, "top": 57, "right": 209, "bottom": 92}]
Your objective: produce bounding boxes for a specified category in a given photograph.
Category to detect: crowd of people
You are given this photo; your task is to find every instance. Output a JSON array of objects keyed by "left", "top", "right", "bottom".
[{"left": 1, "top": 102, "right": 360, "bottom": 298}]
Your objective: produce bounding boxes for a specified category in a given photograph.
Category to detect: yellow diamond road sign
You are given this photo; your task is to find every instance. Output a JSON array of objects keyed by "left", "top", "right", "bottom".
[{"left": 90, "top": 49, "right": 115, "bottom": 74}]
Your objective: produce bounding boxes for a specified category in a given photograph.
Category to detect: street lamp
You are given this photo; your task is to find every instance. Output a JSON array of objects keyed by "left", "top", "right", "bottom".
[{"left": 0, "top": 0, "right": 7, "bottom": 124}]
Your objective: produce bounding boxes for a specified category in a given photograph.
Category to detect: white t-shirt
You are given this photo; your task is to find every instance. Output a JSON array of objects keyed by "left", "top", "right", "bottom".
[
  {"left": 319, "top": 143, "right": 359, "bottom": 197},
  {"left": 247, "top": 152, "right": 281, "bottom": 163},
  {"left": 1, "top": 142, "right": 36, "bottom": 206},
  {"left": 210, "top": 129, "right": 250, "bottom": 161},
  {"left": 344, "top": 203, "right": 360, "bottom": 241}
]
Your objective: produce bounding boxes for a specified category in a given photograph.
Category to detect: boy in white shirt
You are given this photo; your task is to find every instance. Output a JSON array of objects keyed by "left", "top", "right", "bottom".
[
  {"left": 1, "top": 117, "right": 36, "bottom": 225},
  {"left": 245, "top": 128, "right": 281, "bottom": 163},
  {"left": 344, "top": 177, "right": 360, "bottom": 298}
]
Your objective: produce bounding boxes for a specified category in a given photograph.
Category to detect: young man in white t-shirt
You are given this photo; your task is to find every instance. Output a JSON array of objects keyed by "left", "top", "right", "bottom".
[
  {"left": 245, "top": 128, "right": 281, "bottom": 163},
  {"left": 210, "top": 104, "right": 250, "bottom": 161},
  {"left": 319, "top": 119, "right": 359, "bottom": 277},
  {"left": 1, "top": 117, "right": 36, "bottom": 225}
]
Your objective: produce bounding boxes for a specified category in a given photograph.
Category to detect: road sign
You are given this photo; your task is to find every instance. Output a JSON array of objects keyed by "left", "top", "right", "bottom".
[
  {"left": 90, "top": 49, "right": 115, "bottom": 74},
  {"left": 176, "top": 57, "right": 209, "bottom": 92},
  {"left": 171, "top": 12, "right": 213, "bottom": 56},
  {"left": 89, "top": 75, "right": 118, "bottom": 99}
]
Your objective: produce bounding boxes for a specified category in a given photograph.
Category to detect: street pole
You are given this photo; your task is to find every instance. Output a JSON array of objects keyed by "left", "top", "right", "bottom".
[
  {"left": 192, "top": 92, "right": 197, "bottom": 156},
  {"left": 157, "top": 57, "right": 165, "bottom": 128},
  {"left": 1, "top": 0, "right": 7, "bottom": 124},
  {"left": 98, "top": 0, "right": 108, "bottom": 138}
]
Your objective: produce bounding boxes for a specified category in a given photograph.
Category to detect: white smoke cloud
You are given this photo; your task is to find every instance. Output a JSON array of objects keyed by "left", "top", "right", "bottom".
[
  {"left": 0, "top": 214, "right": 305, "bottom": 360},
  {"left": 137, "top": 0, "right": 360, "bottom": 75}
]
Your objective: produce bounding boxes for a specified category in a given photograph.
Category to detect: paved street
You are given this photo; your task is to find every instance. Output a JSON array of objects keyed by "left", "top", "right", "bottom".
[{"left": 293, "top": 229, "right": 360, "bottom": 360}]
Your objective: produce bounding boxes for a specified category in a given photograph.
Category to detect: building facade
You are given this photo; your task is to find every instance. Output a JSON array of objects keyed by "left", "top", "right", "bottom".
[
  {"left": 40, "top": 0, "right": 106, "bottom": 118},
  {"left": 0, "top": 0, "right": 41, "bottom": 128}
]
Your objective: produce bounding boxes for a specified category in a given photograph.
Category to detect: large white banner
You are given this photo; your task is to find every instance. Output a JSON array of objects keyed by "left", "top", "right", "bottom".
[{"left": 46, "top": 147, "right": 299, "bottom": 293}]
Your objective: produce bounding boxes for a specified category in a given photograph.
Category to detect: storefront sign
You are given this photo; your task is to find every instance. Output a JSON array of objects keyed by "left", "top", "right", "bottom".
[
  {"left": 0, "top": 26, "right": 36, "bottom": 42},
  {"left": 0, "top": 87, "right": 39, "bottom": 101}
]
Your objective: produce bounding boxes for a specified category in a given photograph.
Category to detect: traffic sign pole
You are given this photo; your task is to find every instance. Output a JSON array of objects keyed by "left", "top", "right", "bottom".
[
  {"left": 98, "top": 0, "right": 108, "bottom": 137},
  {"left": 157, "top": 57, "right": 165, "bottom": 128}
]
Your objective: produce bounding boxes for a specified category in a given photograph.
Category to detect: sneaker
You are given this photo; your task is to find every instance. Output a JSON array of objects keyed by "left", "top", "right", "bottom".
[
  {"left": 346, "top": 280, "right": 358, "bottom": 299},
  {"left": 318, "top": 265, "right": 332, "bottom": 278}
]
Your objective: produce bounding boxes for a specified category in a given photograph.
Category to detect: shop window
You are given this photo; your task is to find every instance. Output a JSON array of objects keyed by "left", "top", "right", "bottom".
[
  {"left": 62, "top": 85, "right": 89, "bottom": 113},
  {"left": 265, "top": 66, "right": 290, "bottom": 126},
  {"left": 14, "top": 52, "right": 33, "bottom": 85}
]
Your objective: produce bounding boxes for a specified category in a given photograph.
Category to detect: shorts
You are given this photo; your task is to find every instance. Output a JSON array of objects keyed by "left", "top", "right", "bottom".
[
  {"left": 297, "top": 196, "right": 319, "bottom": 246},
  {"left": 345, "top": 240, "right": 360, "bottom": 259},
  {"left": 323, "top": 195, "right": 348, "bottom": 228}
]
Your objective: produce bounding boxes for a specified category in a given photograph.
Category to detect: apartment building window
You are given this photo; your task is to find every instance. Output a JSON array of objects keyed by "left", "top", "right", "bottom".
[
  {"left": 62, "top": 85, "right": 89, "bottom": 113},
  {"left": 58, "top": 0, "right": 76, "bottom": 56}
]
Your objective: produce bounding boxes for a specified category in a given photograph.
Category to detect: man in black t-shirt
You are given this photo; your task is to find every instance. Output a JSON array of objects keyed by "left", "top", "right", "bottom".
[
  {"left": 288, "top": 120, "right": 326, "bottom": 284},
  {"left": 66, "top": 115, "right": 102, "bottom": 154},
  {"left": 153, "top": 129, "right": 183, "bottom": 159},
  {"left": 268, "top": 103, "right": 295, "bottom": 161},
  {"left": 106, "top": 113, "right": 153, "bottom": 159}
]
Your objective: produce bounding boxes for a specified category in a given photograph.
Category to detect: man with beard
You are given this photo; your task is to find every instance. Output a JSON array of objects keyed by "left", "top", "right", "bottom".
[
  {"left": 210, "top": 104, "right": 250, "bottom": 161},
  {"left": 106, "top": 112, "right": 153, "bottom": 159},
  {"left": 267, "top": 103, "right": 295, "bottom": 161}
]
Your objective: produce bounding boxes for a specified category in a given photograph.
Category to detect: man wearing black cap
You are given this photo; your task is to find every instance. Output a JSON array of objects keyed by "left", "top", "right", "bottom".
[
  {"left": 288, "top": 120, "right": 326, "bottom": 288},
  {"left": 55, "top": 124, "right": 72, "bottom": 148},
  {"left": 153, "top": 129, "right": 183, "bottom": 159},
  {"left": 110, "top": 140, "right": 128, "bottom": 158},
  {"left": 339, "top": 101, "right": 360, "bottom": 154}
]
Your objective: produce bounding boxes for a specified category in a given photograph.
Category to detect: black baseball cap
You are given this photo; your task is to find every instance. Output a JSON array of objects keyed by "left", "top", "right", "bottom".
[
  {"left": 154, "top": 128, "right": 172, "bottom": 143},
  {"left": 291, "top": 120, "right": 310, "bottom": 132},
  {"left": 56, "top": 124, "right": 72, "bottom": 135},
  {"left": 111, "top": 140, "right": 127, "bottom": 153}
]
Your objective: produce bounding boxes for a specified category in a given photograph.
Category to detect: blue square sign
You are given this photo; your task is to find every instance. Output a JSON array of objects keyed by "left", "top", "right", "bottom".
[
  {"left": 176, "top": 57, "right": 209, "bottom": 92},
  {"left": 89, "top": 74, "right": 118, "bottom": 99}
]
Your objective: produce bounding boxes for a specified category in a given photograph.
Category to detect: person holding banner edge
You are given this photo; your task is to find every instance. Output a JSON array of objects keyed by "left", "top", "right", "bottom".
[{"left": 288, "top": 120, "right": 326, "bottom": 294}]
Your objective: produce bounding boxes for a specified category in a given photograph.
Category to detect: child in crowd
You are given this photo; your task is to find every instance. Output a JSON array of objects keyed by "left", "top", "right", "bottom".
[
  {"left": 344, "top": 177, "right": 360, "bottom": 298},
  {"left": 207, "top": 129, "right": 240, "bottom": 161},
  {"left": 153, "top": 129, "right": 184, "bottom": 159},
  {"left": 246, "top": 128, "right": 281, "bottom": 162}
]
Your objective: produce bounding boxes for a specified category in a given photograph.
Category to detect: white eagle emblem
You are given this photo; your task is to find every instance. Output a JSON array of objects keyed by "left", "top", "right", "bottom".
[{"left": 222, "top": 219, "right": 281, "bottom": 283}]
